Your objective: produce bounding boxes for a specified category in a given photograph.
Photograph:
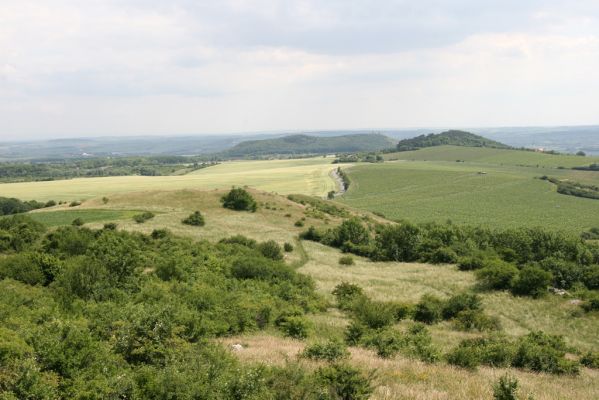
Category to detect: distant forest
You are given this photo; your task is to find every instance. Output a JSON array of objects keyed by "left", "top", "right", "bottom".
[{"left": 396, "top": 130, "right": 511, "bottom": 152}]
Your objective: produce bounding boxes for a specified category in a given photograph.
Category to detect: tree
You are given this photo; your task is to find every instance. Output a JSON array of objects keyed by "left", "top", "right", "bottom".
[
  {"left": 221, "top": 188, "right": 257, "bottom": 212},
  {"left": 511, "top": 265, "right": 552, "bottom": 298},
  {"left": 576, "top": 151, "right": 586, "bottom": 156}
]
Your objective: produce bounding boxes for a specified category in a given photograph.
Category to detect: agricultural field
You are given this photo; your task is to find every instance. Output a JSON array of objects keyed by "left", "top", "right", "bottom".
[
  {"left": 385, "top": 145, "right": 599, "bottom": 168},
  {"left": 0, "top": 157, "right": 339, "bottom": 202},
  {"left": 339, "top": 156, "right": 599, "bottom": 234}
]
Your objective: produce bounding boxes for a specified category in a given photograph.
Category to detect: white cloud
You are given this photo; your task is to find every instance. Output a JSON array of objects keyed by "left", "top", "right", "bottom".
[{"left": 0, "top": 0, "right": 598, "bottom": 139}]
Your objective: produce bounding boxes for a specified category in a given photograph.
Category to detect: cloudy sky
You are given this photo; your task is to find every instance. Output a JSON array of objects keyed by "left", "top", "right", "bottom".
[{"left": 1, "top": 0, "right": 599, "bottom": 139}]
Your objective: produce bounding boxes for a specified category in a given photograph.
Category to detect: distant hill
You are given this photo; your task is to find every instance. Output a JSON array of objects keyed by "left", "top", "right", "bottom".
[
  {"left": 396, "top": 130, "right": 510, "bottom": 152},
  {"left": 222, "top": 133, "right": 396, "bottom": 157}
]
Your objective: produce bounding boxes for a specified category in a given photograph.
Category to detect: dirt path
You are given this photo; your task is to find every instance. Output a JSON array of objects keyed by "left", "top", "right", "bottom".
[{"left": 330, "top": 168, "right": 346, "bottom": 196}]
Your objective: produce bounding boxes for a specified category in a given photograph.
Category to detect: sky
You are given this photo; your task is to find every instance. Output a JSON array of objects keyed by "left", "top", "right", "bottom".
[{"left": 1, "top": 0, "right": 599, "bottom": 140}]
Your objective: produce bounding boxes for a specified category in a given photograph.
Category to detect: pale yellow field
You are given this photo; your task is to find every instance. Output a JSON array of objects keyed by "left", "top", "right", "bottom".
[{"left": 0, "top": 158, "right": 341, "bottom": 201}]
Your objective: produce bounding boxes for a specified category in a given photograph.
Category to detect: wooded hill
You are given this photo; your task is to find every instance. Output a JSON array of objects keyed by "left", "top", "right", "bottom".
[
  {"left": 222, "top": 133, "right": 396, "bottom": 157},
  {"left": 396, "top": 130, "right": 511, "bottom": 152}
]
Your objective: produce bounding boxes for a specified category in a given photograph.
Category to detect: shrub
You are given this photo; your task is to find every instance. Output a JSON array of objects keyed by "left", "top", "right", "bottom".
[
  {"left": 581, "top": 293, "right": 599, "bottom": 312},
  {"left": 279, "top": 316, "right": 311, "bottom": 339},
  {"left": 365, "top": 328, "right": 403, "bottom": 358},
  {"left": 45, "top": 200, "right": 57, "bottom": 207},
  {"left": 231, "top": 257, "right": 293, "bottom": 282},
  {"left": 512, "top": 331, "right": 579, "bottom": 375},
  {"left": 413, "top": 294, "right": 444, "bottom": 324},
  {"left": 475, "top": 260, "right": 519, "bottom": 290},
  {"left": 344, "top": 320, "right": 367, "bottom": 346},
  {"left": 221, "top": 188, "right": 257, "bottom": 212},
  {"left": 351, "top": 298, "right": 396, "bottom": 330},
  {"left": 71, "top": 218, "right": 84, "bottom": 227},
  {"left": 294, "top": 220, "right": 305, "bottom": 227},
  {"left": 102, "top": 197, "right": 109, "bottom": 204},
  {"left": 430, "top": 247, "right": 458, "bottom": 264},
  {"left": 316, "top": 363, "right": 373, "bottom": 400},
  {"left": 332, "top": 282, "right": 365, "bottom": 311},
  {"left": 333, "top": 218, "right": 370, "bottom": 247},
  {"left": 103, "top": 223, "right": 117, "bottom": 231},
  {"left": 257, "top": 240, "right": 283, "bottom": 260},
  {"left": 453, "top": 310, "right": 501, "bottom": 332},
  {"left": 133, "top": 211, "right": 155, "bottom": 224},
  {"left": 457, "top": 254, "right": 486, "bottom": 271},
  {"left": 300, "top": 226, "right": 322, "bottom": 241},
  {"left": 446, "top": 344, "right": 480, "bottom": 370},
  {"left": 388, "top": 302, "right": 413, "bottom": 322},
  {"left": 442, "top": 292, "right": 482, "bottom": 320},
  {"left": 302, "top": 339, "right": 350, "bottom": 362},
  {"left": 151, "top": 229, "right": 171, "bottom": 240},
  {"left": 493, "top": 374, "right": 519, "bottom": 400},
  {"left": 581, "top": 351, "right": 599, "bottom": 368},
  {"left": 69, "top": 201, "right": 81, "bottom": 207},
  {"left": 181, "top": 211, "right": 205, "bottom": 226},
  {"left": 283, "top": 242, "right": 294, "bottom": 252},
  {"left": 510, "top": 265, "right": 552, "bottom": 298},
  {"left": 219, "top": 235, "right": 257, "bottom": 248},
  {"left": 339, "top": 256, "right": 354, "bottom": 266}
]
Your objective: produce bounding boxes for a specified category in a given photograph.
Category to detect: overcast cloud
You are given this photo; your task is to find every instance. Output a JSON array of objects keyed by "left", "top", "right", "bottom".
[{"left": 1, "top": 0, "right": 598, "bottom": 139}]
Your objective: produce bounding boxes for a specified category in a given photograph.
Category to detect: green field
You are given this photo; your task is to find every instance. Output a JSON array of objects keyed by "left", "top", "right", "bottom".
[
  {"left": 25, "top": 209, "right": 139, "bottom": 227},
  {"left": 0, "top": 158, "right": 340, "bottom": 202},
  {"left": 339, "top": 156, "right": 599, "bottom": 234},
  {"left": 385, "top": 145, "right": 599, "bottom": 168}
]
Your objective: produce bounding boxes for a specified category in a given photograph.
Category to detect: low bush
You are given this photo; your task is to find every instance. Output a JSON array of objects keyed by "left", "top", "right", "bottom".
[
  {"left": 453, "top": 310, "right": 501, "bottom": 332},
  {"left": 351, "top": 298, "right": 396, "bottom": 330},
  {"left": 69, "top": 201, "right": 81, "bottom": 207},
  {"left": 429, "top": 247, "right": 458, "bottom": 264},
  {"left": 283, "top": 242, "right": 294, "bottom": 252},
  {"left": 294, "top": 220, "right": 305, "bottom": 227},
  {"left": 457, "top": 254, "right": 487, "bottom": 271},
  {"left": 71, "top": 218, "right": 84, "bottom": 226},
  {"left": 316, "top": 363, "right": 373, "bottom": 400},
  {"left": 413, "top": 294, "right": 444, "bottom": 324},
  {"left": 344, "top": 321, "right": 367, "bottom": 346},
  {"left": 302, "top": 339, "right": 350, "bottom": 362},
  {"left": 258, "top": 240, "right": 283, "bottom": 260},
  {"left": 581, "top": 351, "right": 599, "bottom": 368},
  {"left": 510, "top": 265, "right": 552, "bottom": 298},
  {"left": 475, "top": 260, "right": 519, "bottom": 290},
  {"left": 339, "top": 255, "right": 355, "bottom": 266},
  {"left": 221, "top": 187, "right": 257, "bottom": 212},
  {"left": 181, "top": 211, "right": 205, "bottom": 226},
  {"left": 447, "top": 336, "right": 515, "bottom": 369},
  {"left": 332, "top": 282, "right": 366, "bottom": 311},
  {"left": 442, "top": 292, "right": 481, "bottom": 319},
  {"left": 219, "top": 235, "right": 257, "bottom": 248},
  {"left": 446, "top": 344, "right": 480, "bottom": 370},
  {"left": 512, "top": 331, "right": 579, "bottom": 375},
  {"left": 493, "top": 374, "right": 519, "bottom": 400},
  {"left": 133, "top": 211, "right": 155, "bottom": 224},
  {"left": 581, "top": 293, "right": 599, "bottom": 312},
  {"left": 278, "top": 316, "right": 311, "bottom": 340}
]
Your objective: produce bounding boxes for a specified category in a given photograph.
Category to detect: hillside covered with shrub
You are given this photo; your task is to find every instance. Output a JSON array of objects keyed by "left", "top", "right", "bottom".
[
  {"left": 396, "top": 130, "right": 511, "bottom": 151},
  {"left": 222, "top": 133, "right": 396, "bottom": 157}
]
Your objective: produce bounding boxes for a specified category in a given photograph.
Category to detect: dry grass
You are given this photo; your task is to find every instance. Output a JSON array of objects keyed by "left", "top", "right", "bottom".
[{"left": 219, "top": 333, "right": 599, "bottom": 400}]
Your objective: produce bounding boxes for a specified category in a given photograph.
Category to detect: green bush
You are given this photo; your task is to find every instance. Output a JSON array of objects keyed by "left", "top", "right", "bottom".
[
  {"left": 446, "top": 344, "right": 480, "bottom": 370},
  {"left": 365, "top": 328, "right": 403, "bottom": 358},
  {"left": 283, "top": 242, "right": 294, "bottom": 252},
  {"left": 278, "top": 316, "right": 311, "bottom": 339},
  {"left": 302, "top": 339, "right": 350, "bottom": 362},
  {"left": 511, "top": 265, "right": 552, "bottom": 298},
  {"left": 581, "top": 351, "right": 599, "bottom": 368},
  {"left": 351, "top": 298, "right": 396, "bottom": 330},
  {"left": 316, "top": 363, "right": 373, "bottom": 400},
  {"left": 344, "top": 321, "right": 366, "bottom": 346},
  {"left": 493, "top": 374, "right": 519, "bottom": 400},
  {"left": 72, "top": 218, "right": 84, "bottom": 227},
  {"left": 475, "top": 260, "right": 519, "bottom": 290},
  {"left": 413, "top": 294, "right": 444, "bottom": 324},
  {"left": 581, "top": 293, "right": 599, "bottom": 312},
  {"left": 294, "top": 220, "right": 305, "bottom": 227},
  {"left": 453, "top": 310, "right": 501, "bottom": 332},
  {"left": 332, "top": 282, "right": 365, "bottom": 311},
  {"left": 181, "top": 211, "right": 205, "bottom": 226},
  {"left": 221, "top": 188, "right": 257, "bottom": 212},
  {"left": 457, "top": 254, "right": 487, "bottom": 271},
  {"left": 258, "top": 240, "right": 283, "bottom": 260},
  {"left": 430, "top": 247, "right": 458, "bottom": 264},
  {"left": 133, "top": 211, "right": 155, "bottom": 224},
  {"left": 442, "top": 292, "right": 481, "bottom": 319},
  {"left": 512, "top": 331, "right": 579, "bottom": 375},
  {"left": 219, "top": 235, "right": 257, "bottom": 248},
  {"left": 339, "top": 255, "right": 355, "bottom": 266}
]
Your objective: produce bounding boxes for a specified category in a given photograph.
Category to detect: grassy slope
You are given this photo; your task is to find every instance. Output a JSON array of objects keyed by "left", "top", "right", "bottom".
[
  {"left": 26, "top": 189, "right": 599, "bottom": 399},
  {"left": 0, "top": 158, "right": 340, "bottom": 202},
  {"left": 339, "top": 159, "right": 599, "bottom": 234},
  {"left": 385, "top": 145, "right": 599, "bottom": 168}
]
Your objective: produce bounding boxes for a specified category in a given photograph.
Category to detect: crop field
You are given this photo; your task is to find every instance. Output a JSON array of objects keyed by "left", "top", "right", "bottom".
[
  {"left": 385, "top": 145, "right": 599, "bottom": 168},
  {"left": 26, "top": 209, "right": 139, "bottom": 227},
  {"left": 0, "top": 157, "right": 339, "bottom": 202},
  {"left": 339, "top": 158, "right": 599, "bottom": 234}
]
